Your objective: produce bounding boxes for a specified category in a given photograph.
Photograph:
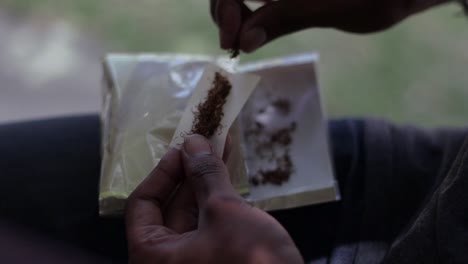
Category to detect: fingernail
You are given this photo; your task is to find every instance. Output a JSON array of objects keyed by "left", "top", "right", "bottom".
[
  {"left": 183, "top": 135, "right": 213, "bottom": 156},
  {"left": 240, "top": 27, "right": 267, "bottom": 53}
]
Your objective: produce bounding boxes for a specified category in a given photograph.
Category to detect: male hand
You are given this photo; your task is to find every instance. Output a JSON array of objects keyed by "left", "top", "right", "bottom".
[
  {"left": 211, "top": 0, "right": 448, "bottom": 52},
  {"left": 126, "top": 135, "right": 303, "bottom": 264}
]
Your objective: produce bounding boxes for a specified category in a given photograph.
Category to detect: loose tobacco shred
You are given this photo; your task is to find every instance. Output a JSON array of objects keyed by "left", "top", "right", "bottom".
[
  {"left": 245, "top": 100, "right": 297, "bottom": 186},
  {"left": 229, "top": 49, "right": 240, "bottom": 59},
  {"left": 260, "top": 154, "right": 293, "bottom": 185},
  {"left": 272, "top": 99, "right": 291, "bottom": 115},
  {"left": 191, "top": 72, "right": 232, "bottom": 138}
]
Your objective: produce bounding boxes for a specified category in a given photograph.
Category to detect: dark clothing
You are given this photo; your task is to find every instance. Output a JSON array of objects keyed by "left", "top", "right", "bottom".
[
  {"left": 0, "top": 115, "right": 466, "bottom": 263},
  {"left": 0, "top": 116, "right": 125, "bottom": 263}
]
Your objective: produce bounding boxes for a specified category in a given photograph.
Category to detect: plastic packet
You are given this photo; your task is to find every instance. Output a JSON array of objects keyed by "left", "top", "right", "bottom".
[
  {"left": 100, "top": 53, "right": 339, "bottom": 216},
  {"left": 100, "top": 54, "right": 242, "bottom": 215}
]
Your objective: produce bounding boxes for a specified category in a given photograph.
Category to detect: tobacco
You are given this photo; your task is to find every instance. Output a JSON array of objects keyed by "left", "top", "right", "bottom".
[
  {"left": 272, "top": 99, "right": 291, "bottom": 115},
  {"left": 191, "top": 72, "right": 232, "bottom": 138},
  {"left": 229, "top": 49, "right": 240, "bottom": 59},
  {"left": 246, "top": 99, "right": 297, "bottom": 186}
]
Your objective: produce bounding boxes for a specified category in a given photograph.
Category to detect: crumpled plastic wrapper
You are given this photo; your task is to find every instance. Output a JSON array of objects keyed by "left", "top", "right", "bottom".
[{"left": 100, "top": 53, "right": 339, "bottom": 216}]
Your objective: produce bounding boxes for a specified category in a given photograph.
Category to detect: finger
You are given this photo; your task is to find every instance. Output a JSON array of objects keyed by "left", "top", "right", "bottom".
[
  {"left": 126, "top": 148, "right": 184, "bottom": 232},
  {"left": 164, "top": 181, "right": 198, "bottom": 233},
  {"left": 216, "top": 0, "right": 243, "bottom": 49},
  {"left": 211, "top": 0, "right": 270, "bottom": 23},
  {"left": 164, "top": 134, "right": 232, "bottom": 233},
  {"left": 239, "top": 0, "right": 333, "bottom": 52},
  {"left": 182, "top": 135, "right": 238, "bottom": 209}
]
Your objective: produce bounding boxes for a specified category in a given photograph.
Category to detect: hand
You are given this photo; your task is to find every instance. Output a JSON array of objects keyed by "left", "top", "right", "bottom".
[
  {"left": 126, "top": 135, "right": 303, "bottom": 264},
  {"left": 211, "top": 0, "right": 449, "bottom": 52}
]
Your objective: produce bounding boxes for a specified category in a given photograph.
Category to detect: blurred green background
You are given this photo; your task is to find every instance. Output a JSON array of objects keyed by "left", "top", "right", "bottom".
[{"left": 1, "top": 0, "right": 467, "bottom": 126}]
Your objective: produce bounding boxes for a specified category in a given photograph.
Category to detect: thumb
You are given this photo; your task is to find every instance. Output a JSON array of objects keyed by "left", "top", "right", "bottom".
[
  {"left": 239, "top": 0, "right": 334, "bottom": 52},
  {"left": 182, "top": 135, "right": 238, "bottom": 209}
]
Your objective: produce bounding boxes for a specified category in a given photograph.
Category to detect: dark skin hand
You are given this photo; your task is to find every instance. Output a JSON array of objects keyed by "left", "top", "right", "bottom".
[
  {"left": 211, "top": 0, "right": 451, "bottom": 52},
  {"left": 127, "top": 2, "right": 456, "bottom": 262},
  {"left": 126, "top": 135, "right": 303, "bottom": 264}
]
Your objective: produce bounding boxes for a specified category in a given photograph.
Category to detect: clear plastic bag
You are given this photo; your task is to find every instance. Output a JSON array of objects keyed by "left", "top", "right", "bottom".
[
  {"left": 100, "top": 54, "right": 240, "bottom": 215},
  {"left": 100, "top": 53, "right": 339, "bottom": 216}
]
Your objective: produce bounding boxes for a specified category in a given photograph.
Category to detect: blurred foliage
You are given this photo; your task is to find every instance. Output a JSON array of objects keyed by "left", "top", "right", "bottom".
[{"left": 2, "top": 0, "right": 468, "bottom": 127}]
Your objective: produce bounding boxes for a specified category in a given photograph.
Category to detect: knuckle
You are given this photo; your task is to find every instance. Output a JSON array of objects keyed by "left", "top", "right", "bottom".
[
  {"left": 129, "top": 231, "right": 175, "bottom": 263},
  {"left": 155, "top": 156, "right": 174, "bottom": 177},
  {"left": 189, "top": 155, "right": 225, "bottom": 181}
]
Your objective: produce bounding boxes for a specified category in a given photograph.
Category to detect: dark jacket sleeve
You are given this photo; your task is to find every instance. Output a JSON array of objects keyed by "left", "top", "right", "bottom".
[{"left": 328, "top": 119, "right": 468, "bottom": 264}]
